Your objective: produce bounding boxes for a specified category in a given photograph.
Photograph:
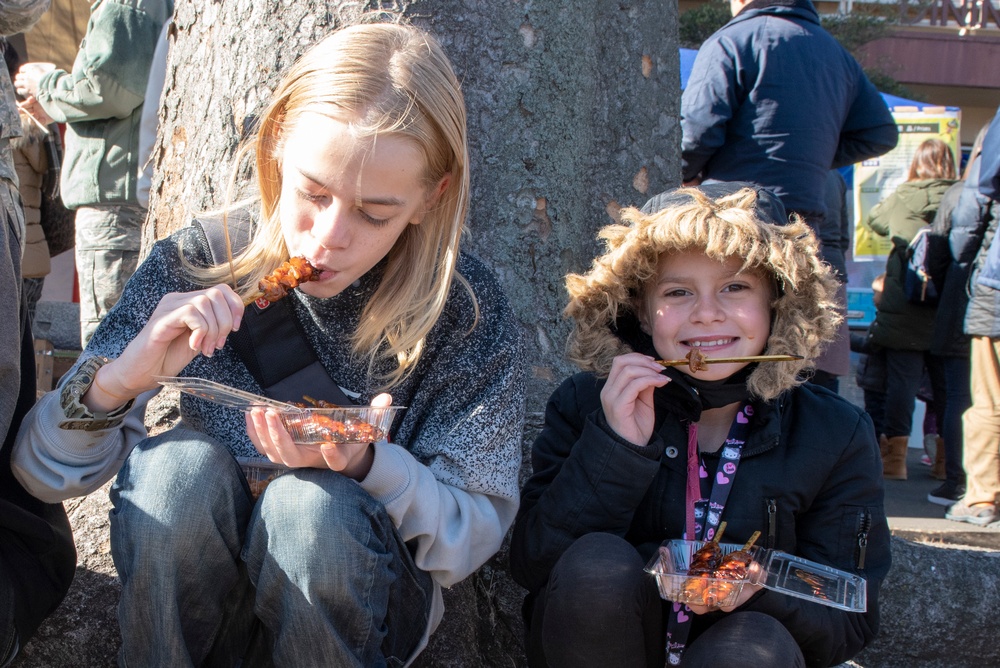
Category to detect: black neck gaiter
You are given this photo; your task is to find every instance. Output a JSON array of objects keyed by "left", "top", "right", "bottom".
[{"left": 653, "top": 364, "right": 756, "bottom": 424}]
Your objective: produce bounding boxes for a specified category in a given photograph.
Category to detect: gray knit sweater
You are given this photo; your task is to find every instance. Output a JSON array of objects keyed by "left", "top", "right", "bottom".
[{"left": 14, "top": 225, "right": 526, "bottom": 641}]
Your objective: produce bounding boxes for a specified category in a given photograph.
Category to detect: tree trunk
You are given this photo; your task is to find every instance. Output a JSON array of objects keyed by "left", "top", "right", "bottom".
[{"left": 145, "top": 1, "right": 680, "bottom": 664}]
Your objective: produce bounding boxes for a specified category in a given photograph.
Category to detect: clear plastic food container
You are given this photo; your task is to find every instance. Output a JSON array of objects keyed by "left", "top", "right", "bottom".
[
  {"left": 644, "top": 540, "right": 762, "bottom": 608},
  {"left": 154, "top": 376, "right": 404, "bottom": 446},
  {"left": 236, "top": 457, "right": 290, "bottom": 500},
  {"left": 645, "top": 539, "right": 867, "bottom": 612},
  {"left": 277, "top": 406, "right": 402, "bottom": 446}
]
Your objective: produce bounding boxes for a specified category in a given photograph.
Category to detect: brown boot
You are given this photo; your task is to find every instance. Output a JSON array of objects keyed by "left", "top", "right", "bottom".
[
  {"left": 931, "top": 436, "right": 946, "bottom": 480},
  {"left": 882, "top": 435, "right": 909, "bottom": 480}
]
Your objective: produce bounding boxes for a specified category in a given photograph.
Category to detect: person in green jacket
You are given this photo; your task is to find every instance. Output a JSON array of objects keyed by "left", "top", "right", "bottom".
[
  {"left": 13, "top": 0, "right": 173, "bottom": 347},
  {"left": 865, "top": 138, "right": 956, "bottom": 480}
]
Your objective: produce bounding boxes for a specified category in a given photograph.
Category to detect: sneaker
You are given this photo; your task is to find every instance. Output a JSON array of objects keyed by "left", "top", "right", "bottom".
[
  {"left": 919, "top": 454, "right": 932, "bottom": 467},
  {"left": 927, "top": 482, "right": 965, "bottom": 506},
  {"left": 944, "top": 501, "right": 997, "bottom": 526}
]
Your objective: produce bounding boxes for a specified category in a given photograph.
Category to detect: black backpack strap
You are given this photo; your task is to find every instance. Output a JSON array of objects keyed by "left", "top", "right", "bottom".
[{"left": 192, "top": 217, "right": 357, "bottom": 406}]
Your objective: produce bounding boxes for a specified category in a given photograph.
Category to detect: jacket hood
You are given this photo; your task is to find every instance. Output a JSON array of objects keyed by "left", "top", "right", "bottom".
[{"left": 564, "top": 186, "right": 841, "bottom": 401}]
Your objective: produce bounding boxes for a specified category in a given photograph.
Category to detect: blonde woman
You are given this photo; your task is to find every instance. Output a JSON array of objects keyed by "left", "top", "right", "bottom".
[
  {"left": 510, "top": 186, "right": 889, "bottom": 667},
  {"left": 13, "top": 19, "right": 524, "bottom": 666}
]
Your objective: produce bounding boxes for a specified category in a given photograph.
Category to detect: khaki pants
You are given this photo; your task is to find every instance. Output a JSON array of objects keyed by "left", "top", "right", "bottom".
[
  {"left": 75, "top": 205, "right": 145, "bottom": 347},
  {"left": 962, "top": 336, "right": 1000, "bottom": 505}
]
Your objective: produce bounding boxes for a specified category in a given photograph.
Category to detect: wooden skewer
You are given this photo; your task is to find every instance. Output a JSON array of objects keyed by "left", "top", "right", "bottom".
[
  {"left": 16, "top": 102, "right": 50, "bottom": 134},
  {"left": 712, "top": 521, "right": 727, "bottom": 545},
  {"left": 241, "top": 292, "right": 264, "bottom": 307},
  {"left": 656, "top": 354, "right": 803, "bottom": 368},
  {"left": 741, "top": 530, "right": 761, "bottom": 551}
]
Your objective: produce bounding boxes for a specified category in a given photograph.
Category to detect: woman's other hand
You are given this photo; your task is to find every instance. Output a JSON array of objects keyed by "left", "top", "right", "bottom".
[
  {"left": 246, "top": 393, "right": 393, "bottom": 481},
  {"left": 600, "top": 353, "right": 670, "bottom": 446}
]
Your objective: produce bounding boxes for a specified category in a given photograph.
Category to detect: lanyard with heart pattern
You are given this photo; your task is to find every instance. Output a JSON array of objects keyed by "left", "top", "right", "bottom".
[{"left": 665, "top": 401, "right": 753, "bottom": 666}]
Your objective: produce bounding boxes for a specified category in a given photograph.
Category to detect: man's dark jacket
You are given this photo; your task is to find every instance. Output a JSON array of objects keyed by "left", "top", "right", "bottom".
[{"left": 681, "top": 0, "right": 898, "bottom": 221}]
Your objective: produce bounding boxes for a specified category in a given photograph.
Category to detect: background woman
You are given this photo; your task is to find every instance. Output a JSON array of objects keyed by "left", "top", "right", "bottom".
[{"left": 865, "top": 138, "right": 957, "bottom": 480}]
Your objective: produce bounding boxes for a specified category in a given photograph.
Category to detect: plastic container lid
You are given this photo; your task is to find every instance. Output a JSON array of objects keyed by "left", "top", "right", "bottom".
[
  {"left": 645, "top": 539, "right": 867, "bottom": 613},
  {"left": 749, "top": 549, "right": 867, "bottom": 613}
]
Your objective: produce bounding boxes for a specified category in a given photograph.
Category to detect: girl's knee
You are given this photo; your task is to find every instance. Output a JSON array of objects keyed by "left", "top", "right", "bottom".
[{"left": 546, "top": 533, "right": 649, "bottom": 615}]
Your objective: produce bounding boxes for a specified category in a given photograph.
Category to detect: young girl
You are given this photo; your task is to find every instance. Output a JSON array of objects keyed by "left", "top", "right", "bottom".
[
  {"left": 510, "top": 187, "right": 890, "bottom": 667},
  {"left": 13, "top": 20, "right": 525, "bottom": 666}
]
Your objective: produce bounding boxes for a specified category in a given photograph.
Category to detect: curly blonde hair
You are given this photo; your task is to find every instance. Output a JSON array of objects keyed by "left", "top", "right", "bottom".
[{"left": 564, "top": 188, "right": 842, "bottom": 401}]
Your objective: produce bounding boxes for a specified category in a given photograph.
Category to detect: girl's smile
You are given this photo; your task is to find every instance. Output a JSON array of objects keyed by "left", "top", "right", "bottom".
[{"left": 641, "top": 250, "right": 772, "bottom": 380}]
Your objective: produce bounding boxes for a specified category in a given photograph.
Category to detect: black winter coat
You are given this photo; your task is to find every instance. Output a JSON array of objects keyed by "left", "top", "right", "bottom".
[
  {"left": 510, "top": 374, "right": 891, "bottom": 668},
  {"left": 928, "top": 181, "right": 969, "bottom": 357}
]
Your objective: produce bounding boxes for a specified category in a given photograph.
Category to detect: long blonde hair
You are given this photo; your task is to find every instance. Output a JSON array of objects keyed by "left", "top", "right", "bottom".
[
  {"left": 186, "top": 21, "right": 473, "bottom": 388},
  {"left": 564, "top": 188, "right": 841, "bottom": 401}
]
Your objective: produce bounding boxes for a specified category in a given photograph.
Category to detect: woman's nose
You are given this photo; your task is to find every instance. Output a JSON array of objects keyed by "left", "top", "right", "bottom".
[{"left": 311, "top": 200, "right": 350, "bottom": 249}]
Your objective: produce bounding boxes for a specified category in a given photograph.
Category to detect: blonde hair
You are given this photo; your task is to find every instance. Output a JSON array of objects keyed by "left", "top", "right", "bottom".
[
  {"left": 907, "top": 138, "right": 957, "bottom": 181},
  {"left": 564, "top": 188, "right": 842, "bottom": 401},
  {"left": 186, "top": 20, "right": 473, "bottom": 389}
]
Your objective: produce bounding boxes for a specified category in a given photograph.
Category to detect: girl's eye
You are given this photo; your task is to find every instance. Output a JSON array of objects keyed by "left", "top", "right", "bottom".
[
  {"left": 723, "top": 282, "right": 751, "bottom": 293},
  {"left": 663, "top": 288, "right": 688, "bottom": 298},
  {"left": 295, "top": 188, "right": 325, "bottom": 203},
  {"left": 359, "top": 210, "right": 390, "bottom": 227}
]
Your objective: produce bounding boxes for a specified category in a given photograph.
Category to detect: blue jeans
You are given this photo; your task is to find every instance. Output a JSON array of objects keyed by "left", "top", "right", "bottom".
[{"left": 109, "top": 425, "right": 432, "bottom": 667}]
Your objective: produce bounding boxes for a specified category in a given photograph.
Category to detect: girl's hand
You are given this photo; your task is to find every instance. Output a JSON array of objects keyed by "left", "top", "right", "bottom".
[
  {"left": 84, "top": 286, "right": 244, "bottom": 413},
  {"left": 600, "top": 353, "right": 670, "bottom": 446},
  {"left": 686, "top": 582, "right": 763, "bottom": 615},
  {"left": 246, "top": 393, "right": 393, "bottom": 481}
]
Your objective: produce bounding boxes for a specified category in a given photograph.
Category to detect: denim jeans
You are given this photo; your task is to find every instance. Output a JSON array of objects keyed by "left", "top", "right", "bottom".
[
  {"left": 526, "top": 533, "right": 804, "bottom": 668},
  {"left": 110, "top": 425, "right": 432, "bottom": 667}
]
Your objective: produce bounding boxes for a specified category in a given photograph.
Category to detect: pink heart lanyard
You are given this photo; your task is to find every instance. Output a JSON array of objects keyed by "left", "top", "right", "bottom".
[{"left": 665, "top": 401, "right": 753, "bottom": 666}]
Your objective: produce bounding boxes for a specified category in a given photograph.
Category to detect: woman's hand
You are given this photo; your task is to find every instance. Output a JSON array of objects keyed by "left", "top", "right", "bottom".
[
  {"left": 600, "top": 353, "right": 670, "bottom": 446},
  {"left": 13, "top": 62, "right": 55, "bottom": 98},
  {"left": 84, "top": 286, "right": 244, "bottom": 413},
  {"left": 686, "top": 582, "right": 763, "bottom": 615},
  {"left": 246, "top": 393, "right": 393, "bottom": 481}
]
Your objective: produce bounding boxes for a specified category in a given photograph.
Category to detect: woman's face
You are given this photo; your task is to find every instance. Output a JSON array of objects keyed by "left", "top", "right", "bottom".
[
  {"left": 277, "top": 112, "right": 444, "bottom": 299},
  {"left": 641, "top": 250, "right": 772, "bottom": 381}
]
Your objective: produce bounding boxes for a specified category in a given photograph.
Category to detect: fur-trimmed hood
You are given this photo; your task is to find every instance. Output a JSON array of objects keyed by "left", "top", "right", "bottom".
[{"left": 564, "top": 186, "right": 842, "bottom": 401}]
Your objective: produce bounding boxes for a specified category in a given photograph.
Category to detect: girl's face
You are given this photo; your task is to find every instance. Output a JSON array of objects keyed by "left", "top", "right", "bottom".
[
  {"left": 640, "top": 250, "right": 772, "bottom": 381},
  {"left": 277, "top": 112, "right": 446, "bottom": 299}
]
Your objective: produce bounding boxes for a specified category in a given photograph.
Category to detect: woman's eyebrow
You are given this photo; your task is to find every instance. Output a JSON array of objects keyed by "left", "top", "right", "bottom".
[{"left": 297, "top": 168, "right": 406, "bottom": 207}]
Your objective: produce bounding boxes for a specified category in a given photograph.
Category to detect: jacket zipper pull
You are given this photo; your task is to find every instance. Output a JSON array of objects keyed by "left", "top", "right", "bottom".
[
  {"left": 766, "top": 498, "right": 777, "bottom": 549},
  {"left": 857, "top": 510, "right": 871, "bottom": 569}
]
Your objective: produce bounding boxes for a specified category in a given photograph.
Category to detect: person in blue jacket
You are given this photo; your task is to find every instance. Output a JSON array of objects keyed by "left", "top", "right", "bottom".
[{"left": 681, "top": 0, "right": 898, "bottom": 226}]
